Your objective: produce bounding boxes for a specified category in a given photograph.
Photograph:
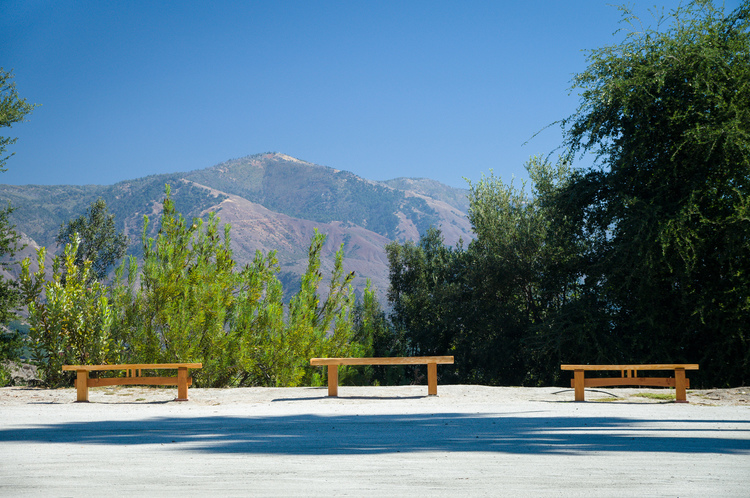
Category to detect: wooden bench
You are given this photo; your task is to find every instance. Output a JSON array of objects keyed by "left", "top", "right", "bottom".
[
  {"left": 310, "top": 356, "right": 454, "bottom": 397},
  {"left": 561, "top": 364, "right": 699, "bottom": 403},
  {"left": 62, "top": 363, "right": 203, "bottom": 402}
]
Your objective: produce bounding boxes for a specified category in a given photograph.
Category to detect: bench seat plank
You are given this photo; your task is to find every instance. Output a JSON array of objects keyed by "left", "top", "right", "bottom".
[
  {"left": 310, "top": 356, "right": 453, "bottom": 366},
  {"left": 561, "top": 364, "right": 699, "bottom": 371},
  {"left": 63, "top": 363, "right": 203, "bottom": 371}
]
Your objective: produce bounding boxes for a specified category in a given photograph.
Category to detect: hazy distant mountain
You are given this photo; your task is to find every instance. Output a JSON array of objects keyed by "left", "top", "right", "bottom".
[{"left": 0, "top": 153, "right": 473, "bottom": 302}]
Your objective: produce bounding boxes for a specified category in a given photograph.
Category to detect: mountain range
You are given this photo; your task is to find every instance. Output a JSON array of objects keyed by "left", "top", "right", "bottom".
[{"left": 0, "top": 152, "right": 474, "bottom": 303}]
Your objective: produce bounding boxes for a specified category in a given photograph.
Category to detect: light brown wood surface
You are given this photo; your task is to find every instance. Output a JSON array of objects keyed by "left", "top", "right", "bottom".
[
  {"left": 63, "top": 363, "right": 202, "bottom": 402},
  {"left": 560, "top": 364, "right": 699, "bottom": 371},
  {"left": 310, "top": 357, "right": 454, "bottom": 397},
  {"left": 310, "top": 356, "right": 454, "bottom": 366},
  {"left": 86, "top": 377, "right": 194, "bottom": 387},
  {"left": 561, "top": 364, "right": 698, "bottom": 403},
  {"left": 63, "top": 363, "right": 203, "bottom": 371}
]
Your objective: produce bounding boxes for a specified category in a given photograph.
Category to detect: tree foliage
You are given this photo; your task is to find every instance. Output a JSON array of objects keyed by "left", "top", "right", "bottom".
[
  {"left": 556, "top": 0, "right": 750, "bottom": 385},
  {"left": 20, "top": 185, "right": 372, "bottom": 388},
  {"left": 0, "top": 68, "right": 37, "bottom": 172},
  {"left": 351, "top": 279, "right": 408, "bottom": 385},
  {"left": 56, "top": 198, "right": 128, "bottom": 282},
  {"left": 20, "top": 238, "right": 115, "bottom": 387},
  {"left": 0, "top": 68, "right": 37, "bottom": 368},
  {"left": 0, "top": 203, "right": 22, "bottom": 326},
  {"left": 387, "top": 228, "right": 464, "bottom": 375},
  {"left": 120, "top": 187, "right": 237, "bottom": 385},
  {"left": 387, "top": 158, "right": 572, "bottom": 385},
  {"left": 0, "top": 68, "right": 36, "bottom": 318},
  {"left": 386, "top": 1, "right": 750, "bottom": 388}
]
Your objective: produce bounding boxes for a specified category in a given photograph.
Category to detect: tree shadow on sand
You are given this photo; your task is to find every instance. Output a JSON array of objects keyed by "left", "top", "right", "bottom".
[{"left": 1, "top": 412, "right": 749, "bottom": 456}]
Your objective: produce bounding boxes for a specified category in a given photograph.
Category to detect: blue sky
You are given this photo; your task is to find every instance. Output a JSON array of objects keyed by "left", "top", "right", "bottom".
[{"left": 1, "top": 1, "right": 741, "bottom": 189}]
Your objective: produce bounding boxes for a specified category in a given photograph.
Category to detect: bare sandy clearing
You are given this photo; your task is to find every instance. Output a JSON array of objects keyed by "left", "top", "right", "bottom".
[
  {"left": 1, "top": 384, "right": 748, "bottom": 497},
  {"left": 1, "top": 384, "right": 748, "bottom": 407}
]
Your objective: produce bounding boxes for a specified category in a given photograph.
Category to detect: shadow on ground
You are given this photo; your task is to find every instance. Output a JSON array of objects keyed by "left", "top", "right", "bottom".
[{"left": 1, "top": 413, "right": 749, "bottom": 456}]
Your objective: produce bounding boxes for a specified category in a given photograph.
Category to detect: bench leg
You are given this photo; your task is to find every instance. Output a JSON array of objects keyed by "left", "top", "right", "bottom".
[
  {"left": 574, "top": 370, "right": 585, "bottom": 402},
  {"left": 327, "top": 365, "right": 339, "bottom": 397},
  {"left": 427, "top": 363, "right": 438, "bottom": 395},
  {"left": 76, "top": 370, "right": 89, "bottom": 402},
  {"left": 176, "top": 367, "right": 189, "bottom": 401},
  {"left": 675, "top": 368, "right": 688, "bottom": 403}
]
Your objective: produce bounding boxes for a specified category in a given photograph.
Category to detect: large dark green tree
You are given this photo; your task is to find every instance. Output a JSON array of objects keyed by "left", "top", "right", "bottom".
[
  {"left": 386, "top": 1, "right": 750, "bottom": 387},
  {"left": 0, "top": 70, "right": 35, "bottom": 323},
  {"left": 387, "top": 227, "right": 465, "bottom": 381},
  {"left": 56, "top": 198, "right": 128, "bottom": 282},
  {"left": 0, "top": 70, "right": 36, "bottom": 307},
  {"left": 0, "top": 69, "right": 37, "bottom": 385},
  {"left": 0, "top": 69, "right": 36, "bottom": 172},
  {"left": 557, "top": 0, "right": 750, "bottom": 385},
  {"left": 386, "top": 158, "right": 573, "bottom": 386}
]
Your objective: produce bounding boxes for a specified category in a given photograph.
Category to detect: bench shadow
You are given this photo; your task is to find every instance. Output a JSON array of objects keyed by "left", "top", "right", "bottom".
[{"left": 1, "top": 412, "right": 748, "bottom": 456}]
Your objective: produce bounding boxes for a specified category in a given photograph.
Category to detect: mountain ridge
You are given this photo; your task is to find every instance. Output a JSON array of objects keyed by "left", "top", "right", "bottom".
[{"left": 0, "top": 152, "right": 474, "bottom": 302}]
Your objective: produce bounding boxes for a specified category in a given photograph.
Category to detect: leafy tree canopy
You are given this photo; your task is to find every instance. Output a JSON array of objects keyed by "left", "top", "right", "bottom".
[
  {"left": 0, "top": 69, "right": 37, "bottom": 172},
  {"left": 0, "top": 69, "right": 37, "bottom": 336},
  {"left": 56, "top": 198, "right": 128, "bottom": 282},
  {"left": 557, "top": 0, "right": 750, "bottom": 384},
  {"left": 385, "top": 1, "right": 750, "bottom": 387}
]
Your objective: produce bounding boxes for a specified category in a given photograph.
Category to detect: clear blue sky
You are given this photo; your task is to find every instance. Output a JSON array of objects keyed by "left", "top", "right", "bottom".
[{"left": 1, "top": 0, "right": 740, "bottom": 189}]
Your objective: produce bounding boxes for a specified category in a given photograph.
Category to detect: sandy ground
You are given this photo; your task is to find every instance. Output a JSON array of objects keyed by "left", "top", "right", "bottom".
[{"left": 1, "top": 384, "right": 749, "bottom": 496}]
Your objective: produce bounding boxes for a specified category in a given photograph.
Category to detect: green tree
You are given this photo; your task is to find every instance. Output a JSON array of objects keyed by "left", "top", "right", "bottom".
[
  {"left": 0, "top": 69, "right": 38, "bottom": 382},
  {"left": 279, "top": 229, "right": 361, "bottom": 386},
  {"left": 0, "top": 68, "right": 37, "bottom": 172},
  {"left": 387, "top": 227, "right": 465, "bottom": 382},
  {"left": 386, "top": 158, "right": 576, "bottom": 386},
  {"left": 228, "top": 231, "right": 363, "bottom": 387},
  {"left": 56, "top": 198, "right": 128, "bottom": 282},
  {"left": 19, "top": 237, "right": 116, "bottom": 387},
  {"left": 461, "top": 157, "right": 576, "bottom": 385},
  {"left": 0, "top": 205, "right": 22, "bottom": 326},
  {"left": 0, "top": 327, "right": 24, "bottom": 386},
  {"left": 110, "top": 186, "right": 366, "bottom": 387},
  {"left": 351, "top": 279, "right": 408, "bottom": 385},
  {"left": 558, "top": 0, "right": 750, "bottom": 385},
  {"left": 123, "top": 186, "right": 237, "bottom": 386},
  {"left": 227, "top": 249, "right": 286, "bottom": 386}
]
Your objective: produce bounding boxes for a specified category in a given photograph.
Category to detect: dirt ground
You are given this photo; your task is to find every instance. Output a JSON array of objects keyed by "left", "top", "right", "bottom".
[
  {"left": 1, "top": 383, "right": 748, "bottom": 406},
  {"left": 2, "top": 383, "right": 748, "bottom": 497},
  {"left": 3, "top": 358, "right": 748, "bottom": 407}
]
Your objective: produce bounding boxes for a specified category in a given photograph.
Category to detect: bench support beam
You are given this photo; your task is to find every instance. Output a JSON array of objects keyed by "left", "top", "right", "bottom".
[
  {"left": 328, "top": 365, "right": 338, "bottom": 397},
  {"left": 562, "top": 364, "right": 698, "bottom": 403},
  {"left": 675, "top": 368, "right": 687, "bottom": 404},
  {"left": 324, "top": 363, "right": 440, "bottom": 397},
  {"left": 574, "top": 369, "right": 585, "bottom": 402},
  {"left": 177, "top": 367, "right": 189, "bottom": 401},
  {"left": 64, "top": 363, "right": 202, "bottom": 403},
  {"left": 76, "top": 370, "right": 89, "bottom": 403},
  {"left": 311, "top": 357, "right": 454, "bottom": 397},
  {"left": 427, "top": 363, "right": 438, "bottom": 396}
]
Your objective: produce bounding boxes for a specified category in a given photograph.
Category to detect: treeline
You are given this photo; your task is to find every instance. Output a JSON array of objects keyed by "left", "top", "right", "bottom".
[
  {"left": 387, "top": 1, "right": 750, "bottom": 388},
  {"left": 18, "top": 187, "right": 391, "bottom": 388},
  {"left": 4, "top": 1, "right": 749, "bottom": 389}
]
